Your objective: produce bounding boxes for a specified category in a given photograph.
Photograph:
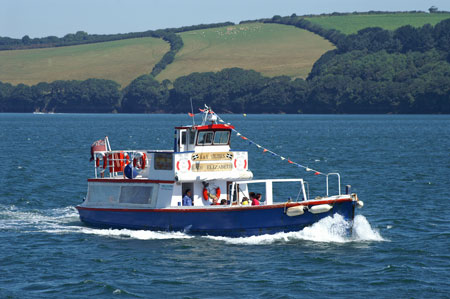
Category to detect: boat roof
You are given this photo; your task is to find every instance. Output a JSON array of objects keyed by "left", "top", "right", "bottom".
[{"left": 175, "top": 124, "right": 235, "bottom": 131}]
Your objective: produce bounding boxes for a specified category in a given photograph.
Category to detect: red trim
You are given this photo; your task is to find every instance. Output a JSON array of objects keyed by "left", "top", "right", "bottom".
[
  {"left": 88, "top": 178, "right": 175, "bottom": 184},
  {"left": 76, "top": 197, "right": 353, "bottom": 213},
  {"left": 175, "top": 124, "right": 234, "bottom": 130}
]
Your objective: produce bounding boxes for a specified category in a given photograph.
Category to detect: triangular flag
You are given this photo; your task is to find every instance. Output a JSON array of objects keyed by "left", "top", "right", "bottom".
[
  {"left": 314, "top": 172, "right": 320, "bottom": 175},
  {"left": 241, "top": 136, "right": 248, "bottom": 140},
  {"left": 281, "top": 157, "right": 285, "bottom": 160},
  {"left": 306, "top": 167, "right": 311, "bottom": 171},
  {"left": 263, "top": 149, "right": 268, "bottom": 153},
  {"left": 288, "top": 160, "right": 294, "bottom": 164},
  {"left": 188, "top": 112, "right": 194, "bottom": 117},
  {"left": 236, "top": 133, "right": 241, "bottom": 136}
]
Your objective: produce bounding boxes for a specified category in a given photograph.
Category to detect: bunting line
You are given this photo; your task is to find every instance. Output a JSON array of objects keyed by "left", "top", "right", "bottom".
[{"left": 213, "top": 114, "right": 325, "bottom": 176}]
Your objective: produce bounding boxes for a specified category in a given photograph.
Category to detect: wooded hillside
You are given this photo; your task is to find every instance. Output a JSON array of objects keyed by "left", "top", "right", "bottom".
[{"left": 1, "top": 12, "right": 449, "bottom": 114}]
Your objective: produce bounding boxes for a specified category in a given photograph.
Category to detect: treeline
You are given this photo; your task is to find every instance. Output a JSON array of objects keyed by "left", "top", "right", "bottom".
[{"left": 0, "top": 22, "right": 234, "bottom": 51}]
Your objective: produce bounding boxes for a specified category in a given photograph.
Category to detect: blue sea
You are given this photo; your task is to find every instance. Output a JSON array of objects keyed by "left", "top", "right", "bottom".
[{"left": 0, "top": 113, "right": 449, "bottom": 298}]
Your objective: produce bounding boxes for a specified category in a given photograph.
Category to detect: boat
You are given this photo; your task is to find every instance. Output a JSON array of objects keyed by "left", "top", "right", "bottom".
[{"left": 76, "top": 106, "right": 363, "bottom": 237}]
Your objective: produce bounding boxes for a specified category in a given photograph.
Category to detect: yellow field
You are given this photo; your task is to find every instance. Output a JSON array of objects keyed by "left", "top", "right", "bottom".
[
  {"left": 157, "top": 23, "right": 335, "bottom": 81},
  {"left": 0, "top": 37, "right": 169, "bottom": 87}
]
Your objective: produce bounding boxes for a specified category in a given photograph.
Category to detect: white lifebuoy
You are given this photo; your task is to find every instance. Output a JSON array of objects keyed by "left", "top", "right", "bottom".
[
  {"left": 176, "top": 158, "right": 191, "bottom": 172},
  {"left": 234, "top": 157, "right": 247, "bottom": 170},
  {"left": 95, "top": 153, "right": 107, "bottom": 169},
  {"left": 133, "top": 152, "right": 147, "bottom": 169}
]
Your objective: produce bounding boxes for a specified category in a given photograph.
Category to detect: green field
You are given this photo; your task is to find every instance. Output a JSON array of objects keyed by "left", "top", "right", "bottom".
[
  {"left": 157, "top": 23, "right": 335, "bottom": 81},
  {"left": 0, "top": 37, "right": 169, "bottom": 87},
  {"left": 305, "top": 12, "right": 450, "bottom": 34}
]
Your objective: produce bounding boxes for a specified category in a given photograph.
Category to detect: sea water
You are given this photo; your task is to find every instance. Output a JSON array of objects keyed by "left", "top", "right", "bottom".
[{"left": 0, "top": 114, "right": 449, "bottom": 298}]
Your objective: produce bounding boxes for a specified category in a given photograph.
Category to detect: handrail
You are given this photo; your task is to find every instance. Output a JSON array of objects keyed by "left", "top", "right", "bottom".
[
  {"left": 92, "top": 150, "right": 148, "bottom": 178},
  {"left": 326, "top": 173, "right": 341, "bottom": 196}
]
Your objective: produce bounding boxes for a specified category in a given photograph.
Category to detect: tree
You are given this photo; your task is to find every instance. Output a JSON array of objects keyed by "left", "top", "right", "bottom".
[{"left": 122, "top": 75, "right": 169, "bottom": 113}]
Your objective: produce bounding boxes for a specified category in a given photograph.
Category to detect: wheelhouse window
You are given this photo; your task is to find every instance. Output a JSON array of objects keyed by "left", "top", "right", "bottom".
[
  {"left": 197, "top": 130, "right": 231, "bottom": 146},
  {"left": 189, "top": 129, "right": 196, "bottom": 145},
  {"left": 214, "top": 131, "right": 230, "bottom": 145},
  {"left": 197, "top": 131, "right": 214, "bottom": 145}
]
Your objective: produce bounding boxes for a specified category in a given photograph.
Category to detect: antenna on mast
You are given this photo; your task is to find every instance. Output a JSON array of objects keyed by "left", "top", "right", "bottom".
[{"left": 190, "top": 97, "right": 195, "bottom": 126}]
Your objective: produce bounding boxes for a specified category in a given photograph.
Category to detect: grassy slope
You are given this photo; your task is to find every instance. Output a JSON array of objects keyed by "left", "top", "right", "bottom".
[
  {"left": 0, "top": 37, "right": 169, "bottom": 87},
  {"left": 157, "top": 23, "right": 335, "bottom": 81},
  {"left": 305, "top": 12, "right": 450, "bottom": 34}
]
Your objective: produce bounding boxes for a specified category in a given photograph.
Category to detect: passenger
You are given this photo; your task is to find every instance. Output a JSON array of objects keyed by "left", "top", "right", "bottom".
[
  {"left": 182, "top": 189, "right": 193, "bottom": 206},
  {"left": 211, "top": 197, "right": 220, "bottom": 205},
  {"left": 249, "top": 192, "right": 256, "bottom": 205},
  {"left": 241, "top": 197, "right": 249, "bottom": 205},
  {"left": 252, "top": 194, "right": 260, "bottom": 206},
  {"left": 220, "top": 199, "right": 227, "bottom": 205},
  {"left": 255, "top": 193, "right": 263, "bottom": 205}
]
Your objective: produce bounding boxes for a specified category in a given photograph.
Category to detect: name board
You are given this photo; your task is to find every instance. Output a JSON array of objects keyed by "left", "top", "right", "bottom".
[
  {"left": 192, "top": 162, "right": 233, "bottom": 172},
  {"left": 191, "top": 152, "right": 233, "bottom": 161}
]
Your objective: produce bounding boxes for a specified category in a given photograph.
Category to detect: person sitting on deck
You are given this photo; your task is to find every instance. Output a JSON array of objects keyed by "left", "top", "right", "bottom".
[
  {"left": 182, "top": 189, "right": 193, "bottom": 206},
  {"left": 256, "top": 193, "right": 263, "bottom": 205},
  {"left": 241, "top": 197, "right": 249, "bottom": 205},
  {"left": 252, "top": 193, "right": 260, "bottom": 206},
  {"left": 220, "top": 199, "right": 227, "bottom": 205}
]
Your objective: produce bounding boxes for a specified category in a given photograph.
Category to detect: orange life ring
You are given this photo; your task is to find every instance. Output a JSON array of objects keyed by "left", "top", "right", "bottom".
[
  {"left": 203, "top": 188, "right": 209, "bottom": 200},
  {"left": 203, "top": 187, "right": 221, "bottom": 200}
]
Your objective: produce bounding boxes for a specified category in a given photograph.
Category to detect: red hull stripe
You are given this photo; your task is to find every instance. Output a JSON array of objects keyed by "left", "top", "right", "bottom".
[
  {"left": 76, "top": 198, "right": 353, "bottom": 213},
  {"left": 88, "top": 179, "right": 175, "bottom": 184}
]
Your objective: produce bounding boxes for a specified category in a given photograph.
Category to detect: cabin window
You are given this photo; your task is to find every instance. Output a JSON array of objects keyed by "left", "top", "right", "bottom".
[
  {"left": 181, "top": 131, "right": 186, "bottom": 145},
  {"left": 189, "top": 129, "right": 196, "bottom": 145},
  {"left": 119, "top": 186, "right": 154, "bottom": 204},
  {"left": 197, "top": 131, "right": 214, "bottom": 145},
  {"left": 214, "top": 131, "right": 230, "bottom": 145},
  {"left": 154, "top": 153, "right": 173, "bottom": 170},
  {"left": 87, "top": 184, "right": 120, "bottom": 203}
]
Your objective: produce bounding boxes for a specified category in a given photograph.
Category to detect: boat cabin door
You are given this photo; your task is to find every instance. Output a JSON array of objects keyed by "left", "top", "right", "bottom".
[
  {"left": 177, "top": 129, "right": 196, "bottom": 152},
  {"left": 181, "top": 182, "right": 193, "bottom": 200}
]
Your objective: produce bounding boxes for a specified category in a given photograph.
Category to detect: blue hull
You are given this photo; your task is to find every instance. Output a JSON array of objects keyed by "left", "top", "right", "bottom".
[{"left": 77, "top": 201, "right": 356, "bottom": 237}]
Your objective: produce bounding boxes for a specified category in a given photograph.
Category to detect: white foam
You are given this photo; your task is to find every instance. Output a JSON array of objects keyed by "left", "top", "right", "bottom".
[
  {"left": 0, "top": 205, "right": 192, "bottom": 240},
  {"left": 75, "top": 227, "right": 193, "bottom": 240},
  {"left": 352, "top": 215, "right": 384, "bottom": 241},
  {"left": 205, "top": 214, "right": 385, "bottom": 245}
]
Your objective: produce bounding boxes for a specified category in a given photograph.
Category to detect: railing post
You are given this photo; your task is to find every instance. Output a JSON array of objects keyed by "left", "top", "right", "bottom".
[{"left": 326, "top": 173, "right": 341, "bottom": 196}]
